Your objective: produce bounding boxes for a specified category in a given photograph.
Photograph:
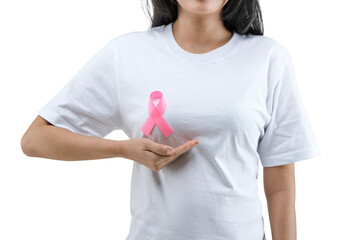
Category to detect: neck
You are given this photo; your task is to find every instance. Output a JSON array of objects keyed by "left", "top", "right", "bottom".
[{"left": 171, "top": 12, "right": 233, "bottom": 54}]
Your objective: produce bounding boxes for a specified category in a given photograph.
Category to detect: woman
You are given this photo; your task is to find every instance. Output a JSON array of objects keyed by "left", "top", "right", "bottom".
[{"left": 21, "top": 0, "right": 321, "bottom": 239}]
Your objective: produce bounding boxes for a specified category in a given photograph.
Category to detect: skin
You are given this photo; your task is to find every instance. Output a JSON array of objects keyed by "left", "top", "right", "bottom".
[
  {"left": 171, "top": 0, "right": 233, "bottom": 54},
  {"left": 264, "top": 163, "right": 296, "bottom": 240},
  {"left": 21, "top": 116, "right": 199, "bottom": 172},
  {"left": 21, "top": 0, "right": 296, "bottom": 239}
]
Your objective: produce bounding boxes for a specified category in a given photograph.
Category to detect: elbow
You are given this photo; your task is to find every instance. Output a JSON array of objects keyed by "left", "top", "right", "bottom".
[{"left": 21, "top": 133, "right": 36, "bottom": 157}]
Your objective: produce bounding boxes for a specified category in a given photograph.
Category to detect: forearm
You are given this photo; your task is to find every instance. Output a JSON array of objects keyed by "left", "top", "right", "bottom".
[
  {"left": 22, "top": 124, "right": 126, "bottom": 161},
  {"left": 266, "top": 190, "right": 296, "bottom": 240}
]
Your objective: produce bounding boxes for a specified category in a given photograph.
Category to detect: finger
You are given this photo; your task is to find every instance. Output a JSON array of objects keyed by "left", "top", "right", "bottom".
[
  {"left": 146, "top": 141, "right": 175, "bottom": 156},
  {"left": 174, "top": 140, "right": 198, "bottom": 155},
  {"left": 159, "top": 140, "right": 199, "bottom": 168}
]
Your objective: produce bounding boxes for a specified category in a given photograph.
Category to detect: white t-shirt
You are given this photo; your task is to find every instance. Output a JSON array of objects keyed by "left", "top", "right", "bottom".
[{"left": 38, "top": 22, "right": 321, "bottom": 240}]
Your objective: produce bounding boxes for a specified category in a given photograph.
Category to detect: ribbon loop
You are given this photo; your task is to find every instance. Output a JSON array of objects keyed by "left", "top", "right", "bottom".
[{"left": 141, "top": 91, "right": 174, "bottom": 138}]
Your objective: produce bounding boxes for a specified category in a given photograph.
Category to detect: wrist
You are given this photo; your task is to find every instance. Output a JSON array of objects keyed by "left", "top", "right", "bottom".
[{"left": 108, "top": 139, "right": 128, "bottom": 159}]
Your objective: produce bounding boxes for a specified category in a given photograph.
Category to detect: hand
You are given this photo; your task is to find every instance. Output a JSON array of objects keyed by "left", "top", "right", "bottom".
[{"left": 121, "top": 138, "right": 199, "bottom": 172}]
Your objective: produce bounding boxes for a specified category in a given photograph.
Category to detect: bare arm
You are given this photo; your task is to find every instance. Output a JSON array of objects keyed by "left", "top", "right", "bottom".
[
  {"left": 21, "top": 115, "right": 125, "bottom": 161},
  {"left": 21, "top": 115, "right": 199, "bottom": 172},
  {"left": 264, "top": 163, "right": 296, "bottom": 240}
]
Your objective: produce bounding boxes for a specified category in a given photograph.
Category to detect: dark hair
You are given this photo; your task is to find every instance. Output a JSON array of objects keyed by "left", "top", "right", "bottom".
[{"left": 141, "top": 0, "right": 264, "bottom": 36}]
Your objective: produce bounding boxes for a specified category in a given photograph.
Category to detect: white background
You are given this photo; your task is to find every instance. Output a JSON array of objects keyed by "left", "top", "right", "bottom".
[{"left": 1, "top": 0, "right": 359, "bottom": 239}]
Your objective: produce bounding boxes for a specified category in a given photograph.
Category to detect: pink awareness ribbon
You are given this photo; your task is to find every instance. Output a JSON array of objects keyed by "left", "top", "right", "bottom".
[{"left": 141, "top": 90, "right": 174, "bottom": 138}]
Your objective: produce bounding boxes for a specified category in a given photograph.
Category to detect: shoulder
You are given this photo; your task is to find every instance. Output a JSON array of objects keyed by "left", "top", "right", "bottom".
[
  {"left": 242, "top": 34, "right": 293, "bottom": 79},
  {"left": 241, "top": 34, "right": 295, "bottom": 90},
  {"left": 243, "top": 34, "right": 291, "bottom": 62}
]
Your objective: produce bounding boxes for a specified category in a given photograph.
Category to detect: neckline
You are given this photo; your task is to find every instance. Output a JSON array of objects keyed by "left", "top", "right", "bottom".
[{"left": 162, "top": 22, "right": 241, "bottom": 64}]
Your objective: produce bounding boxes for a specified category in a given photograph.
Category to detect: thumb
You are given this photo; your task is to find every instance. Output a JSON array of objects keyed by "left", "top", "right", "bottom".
[{"left": 147, "top": 141, "right": 175, "bottom": 156}]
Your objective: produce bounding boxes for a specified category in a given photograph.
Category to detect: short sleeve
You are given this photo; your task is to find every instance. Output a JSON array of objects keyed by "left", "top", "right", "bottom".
[
  {"left": 38, "top": 38, "right": 122, "bottom": 138},
  {"left": 257, "top": 53, "right": 321, "bottom": 167}
]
